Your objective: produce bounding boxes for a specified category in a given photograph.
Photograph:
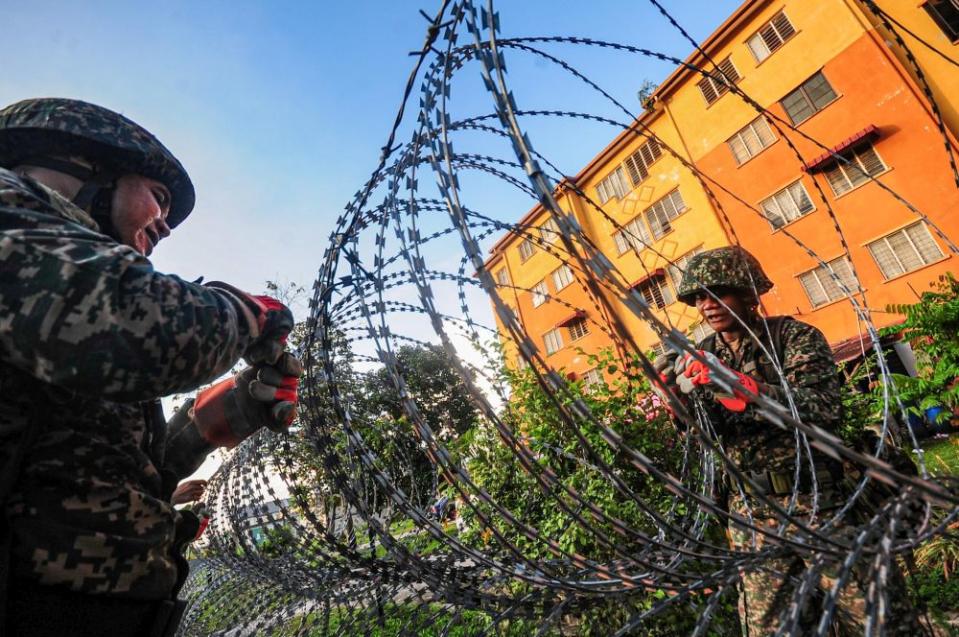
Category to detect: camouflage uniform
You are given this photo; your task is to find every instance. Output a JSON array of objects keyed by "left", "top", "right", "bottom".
[
  {"left": 0, "top": 101, "right": 258, "bottom": 606},
  {"left": 675, "top": 246, "right": 922, "bottom": 636}
]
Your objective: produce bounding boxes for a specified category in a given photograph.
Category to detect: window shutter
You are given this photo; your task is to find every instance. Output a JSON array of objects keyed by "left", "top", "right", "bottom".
[
  {"left": 718, "top": 57, "right": 740, "bottom": 83},
  {"left": 772, "top": 12, "right": 795, "bottom": 41},
  {"left": 824, "top": 165, "right": 851, "bottom": 196},
  {"left": 728, "top": 134, "right": 749, "bottom": 165},
  {"left": 747, "top": 33, "right": 771, "bottom": 61},
  {"left": 799, "top": 271, "right": 828, "bottom": 307},
  {"left": 868, "top": 238, "right": 903, "bottom": 279},
  {"left": 760, "top": 24, "right": 781, "bottom": 52},
  {"left": 904, "top": 222, "right": 943, "bottom": 263},
  {"left": 698, "top": 76, "right": 719, "bottom": 104},
  {"left": 858, "top": 146, "right": 885, "bottom": 177}
]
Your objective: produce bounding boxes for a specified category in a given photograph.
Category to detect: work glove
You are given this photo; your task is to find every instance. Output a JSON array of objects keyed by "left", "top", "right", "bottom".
[
  {"left": 673, "top": 350, "right": 759, "bottom": 413},
  {"left": 206, "top": 281, "right": 295, "bottom": 364},
  {"left": 192, "top": 352, "right": 303, "bottom": 449},
  {"left": 650, "top": 350, "right": 680, "bottom": 410}
]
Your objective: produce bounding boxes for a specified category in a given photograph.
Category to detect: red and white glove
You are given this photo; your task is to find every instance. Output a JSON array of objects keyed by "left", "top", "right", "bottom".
[
  {"left": 206, "top": 282, "right": 295, "bottom": 364},
  {"left": 650, "top": 351, "right": 681, "bottom": 412},
  {"left": 192, "top": 352, "right": 302, "bottom": 448},
  {"left": 673, "top": 350, "right": 759, "bottom": 413}
]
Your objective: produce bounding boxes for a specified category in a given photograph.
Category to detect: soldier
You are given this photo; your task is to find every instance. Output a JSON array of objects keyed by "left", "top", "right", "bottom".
[
  {"left": 656, "top": 245, "right": 922, "bottom": 635},
  {"left": 0, "top": 98, "right": 303, "bottom": 636}
]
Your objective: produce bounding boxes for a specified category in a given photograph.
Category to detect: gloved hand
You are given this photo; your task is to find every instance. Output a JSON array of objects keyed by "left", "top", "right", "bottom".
[
  {"left": 206, "top": 281, "right": 295, "bottom": 364},
  {"left": 650, "top": 350, "right": 680, "bottom": 408},
  {"left": 673, "top": 350, "right": 759, "bottom": 413},
  {"left": 192, "top": 352, "right": 303, "bottom": 448}
]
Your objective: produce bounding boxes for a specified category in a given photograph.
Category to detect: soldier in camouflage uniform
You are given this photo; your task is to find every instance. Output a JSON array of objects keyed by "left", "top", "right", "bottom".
[
  {"left": 657, "top": 246, "right": 923, "bottom": 635},
  {"left": 0, "top": 98, "right": 303, "bottom": 636}
]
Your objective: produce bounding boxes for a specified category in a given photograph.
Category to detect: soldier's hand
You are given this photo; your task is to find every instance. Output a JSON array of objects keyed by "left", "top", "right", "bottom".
[
  {"left": 171, "top": 479, "right": 207, "bottom": 505},
  {"left": 191, "top": 352, "right": 303, "bottom": 448},
  {"left": 673, "top": 350, "right": 759, "bottom": 413},
  {"left": 205, "top": 282, "right": 295, "bottom": 365}
]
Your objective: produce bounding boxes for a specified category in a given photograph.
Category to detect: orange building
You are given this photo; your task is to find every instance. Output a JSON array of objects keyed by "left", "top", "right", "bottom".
[{"left": 486, "top": 0, "right": 959, "bottom": 376}]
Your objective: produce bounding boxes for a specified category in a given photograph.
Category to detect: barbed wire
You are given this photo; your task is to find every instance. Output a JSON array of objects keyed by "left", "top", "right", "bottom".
[{"left": 177, "top": 2, "right": 959, "bottom": 635}]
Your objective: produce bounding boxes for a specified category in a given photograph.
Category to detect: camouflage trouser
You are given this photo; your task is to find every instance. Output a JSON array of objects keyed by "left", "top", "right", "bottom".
[{"left": 727, "top": 492, "right": 923, "bottom": 636}]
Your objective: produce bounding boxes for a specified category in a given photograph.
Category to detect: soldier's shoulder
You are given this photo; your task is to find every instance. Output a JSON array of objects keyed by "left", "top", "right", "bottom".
[
  {"left": 0, "top": 168, "right": 99, "bottom": 231},
  {"left": 779, "top": 316, "right": 833, "bottom": 356}
]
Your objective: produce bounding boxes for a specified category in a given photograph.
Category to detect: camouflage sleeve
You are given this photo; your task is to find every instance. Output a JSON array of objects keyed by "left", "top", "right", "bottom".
[
  {"left": 0, "top": 192, "right": 258, "bottom": 401},
  {"left": 754, "top": 320, "right": 843, "bottom": 430}
]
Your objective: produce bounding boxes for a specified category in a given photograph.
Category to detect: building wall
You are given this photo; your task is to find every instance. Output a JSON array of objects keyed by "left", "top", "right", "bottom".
[{"left": 486, "top": 0, "right": 959, "bottom": 370}]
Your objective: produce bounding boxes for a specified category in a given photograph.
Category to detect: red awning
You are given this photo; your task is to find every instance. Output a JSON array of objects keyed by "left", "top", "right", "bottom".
[
  {"left": 629, "top": 268, "right": 666, "bottom": 289},
  {"left": 555, "top": 310, "right": 586, "bottom": 328},
  {"left": 803, "top": 125, "right": 880, "bottom": 173}
]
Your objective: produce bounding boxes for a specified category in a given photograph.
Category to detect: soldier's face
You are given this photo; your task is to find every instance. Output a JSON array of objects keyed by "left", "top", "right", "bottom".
[
  {"left": 111, "top": 175, "right": 171, "bottom": 256},
  {"left": 694, "top": 286, "right": 750, "bottom": 333}
]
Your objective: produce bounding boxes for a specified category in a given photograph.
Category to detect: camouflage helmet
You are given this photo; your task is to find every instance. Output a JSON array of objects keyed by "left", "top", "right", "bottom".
[
  {"left": 676, "top": 245, "right": 773, "bottom": 306},
  {"left": 0, "top": 98, "right": 195, "bottom": 227}
]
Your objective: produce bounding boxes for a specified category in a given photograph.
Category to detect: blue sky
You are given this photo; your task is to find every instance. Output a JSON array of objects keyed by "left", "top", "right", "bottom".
[{"left": 2, "top": 1, "right": 742, "bottom": 318}]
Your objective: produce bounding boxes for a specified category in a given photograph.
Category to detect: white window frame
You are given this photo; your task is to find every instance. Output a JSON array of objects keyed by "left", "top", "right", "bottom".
[
  {"left": 551, "top": 264, "right": 575, "bottom": 291},
  {"left": 727, "top": 117, "right": 776, "bottom": 165},
  {"left": 781, "top": 72, "right": 837, "bottom": 125},
  {"left": 540, "top": 217, "right": 561, "bottom": 244},
  {"left": 596, "top": 166, "right": 631, "bottom": 204},
  {"left": 531, "top": 280, "right": 549, "bottom": 307},
  {"left": 822, "top": 143, "right": 886, "bottom": 196},
  {"left": 567, "top": 317, "right": 589, "bottom": 341},
  {"left": 582, "top": 368, "right": 603, "bottom": 388},
  {"left": 645, "top": 189, "right": 687, "bottom": 239},
  {"left": 867, "top": 222, "right": 944, "bottom": 280},
  {"left": 690, "top": 321, "right": 715, "bottom": 344},
  {"left": 760, "top": 180, "right": 815, "bottom": 230},
  {"left": 518, "top": 238, "right": 536, "bottom": 262},
  {"left": 543, "top": 328, "right": 564, "bottom": 355},
  {"left": 495, "top": 268, "right": 510, "bottom": 286},
  {"left": 636, "top": 272, "right": 675, "bottom": 309},
  {"left": 697, "top": 56, "right": 741, "bottom": 106},
  {"left": 613, "top": 216, "right": 652, "bottom": 255},
  {"left": 622, "top": 137, "right": 663, "bottom": 186},
  {"left": 798, "top": 257, "right": 858, "bottom": 308},
  {"left": 747, "top": 10, "right": 797, "bottom": 62}
]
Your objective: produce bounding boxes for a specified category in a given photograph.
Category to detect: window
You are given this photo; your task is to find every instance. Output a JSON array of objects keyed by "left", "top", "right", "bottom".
[
  {"left": 540, "top": 217, "right": 561, "bottom": 244},
  {"left": 649, "top": 342, "right": 668, "bottom": 359},
  {"left": 645, "top": 189, "right": 687, "bottom": 239},
  {"left": 822, "top": 143, "right": 886, "bottom": 196},
  {"left": 543, "top": 328, "right": 564, "bottom": 354},
  {"left": 635, "top": 273, "right": 675, "bottom": 309},
  {"left": 781, "top": 72, "right": 837, "bottom": 125},
  {"left": 613, "top": 216, "right": 652, "bottom": 255},
  {"left": 697, "top": 56, "right": 741, "bottom": 105},
  {"left": 551, "top": 264, "right": 575, "bottom": 291},
  {"left": 761, "top": 180, "right": 815, "bottom": 229},
  {"left": 583, "top": 368, "right": 603, "bottom": 388},
  {"left": 689, "top": 321, "right": 715, "bottom": 344},
  {"left": 799, "top": 257, "right": 858, "bottom": 308},
  {"left": 596, "top": 166, "right": 631, "bottom": 203},
  {"left": 867, "top": 222, "right": 944, "bottom": 280},
  {"left": 924, "top": 0, "right": 959, "bottom": 40},
  {"left": 622, "top": 138, "right": 663, "bottom": 186},
  {"left": 495, "top": 268, "right": 510, "bottom": 286},
  {"left": 568, "top": 317, "right": 589, "bottom": 341},
  {"left": 727, "top": 117, "right": 776, "bottom": 164},
  {"left": 747, "top": 10, "right": 797, "bottom": 62},
  {"left": 531, "top": 280, "right": 549, "bottom": 307},
  {"left": 667, "top": 247, "right": 704, "bottom": 290},
  {"left": 518, "top": 238, "right": 536, "bottom": 262}
]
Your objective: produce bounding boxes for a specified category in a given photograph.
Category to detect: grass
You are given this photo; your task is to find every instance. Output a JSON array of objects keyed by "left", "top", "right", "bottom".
[{"left": 920, "top": 434, "right": 959, "bottom": 475}]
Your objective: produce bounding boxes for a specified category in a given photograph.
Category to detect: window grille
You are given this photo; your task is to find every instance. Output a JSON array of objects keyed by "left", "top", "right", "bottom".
[
  {"left": 568, "top": 318, "right": 589, "bottom": 341},
  {"left": 822, "top": 143, "right": 886, "bottom": 196},
  {"left": 596, "top": 166, "right": 631, "bottom": 203},
  {"left": 798, "top": 257, "right": 857, "bottom": 307},
  {"left": 543, "top": 328, "right": 564, "bottom": 354},
  {"left": 613, "top": 217, "right": 652, "bottom": 255},
  {"left": 697, "top": 57, "right": 741, "bottom": 105},
  {"left": 747, "top": 11, "right": 797, "bottom": 62},
  {"left": 622, "top": 138, "right": 663, "bottom": 185},
  {"left": 636, "top": 273, "right": 675, "bottom": 309},
  {"left": 531, "top": 280, "right": 549, "bottom": 307},
  {"left": 727, "top": 117, "right": 776, "bottom": 164},
  {"left": 867, "top": 222, "right": 944, "bottom": 279},
  {"left": 645, "top": 189, "right": 687, "bottom": 239},
  {"left": 518, "top": 238, "right": 536, "bottom": 262},
  {"left": 781, "top": 72, "right": 837, "bottom": 125},
  {"left": 923, "top": 0, "right": 959, "bottom": 40},
  {"left": 551, "top": 264, "right": 575, "bottom": 291},
  {"left": 761, "top": 180, "right": 815, "bottom": 229}
]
